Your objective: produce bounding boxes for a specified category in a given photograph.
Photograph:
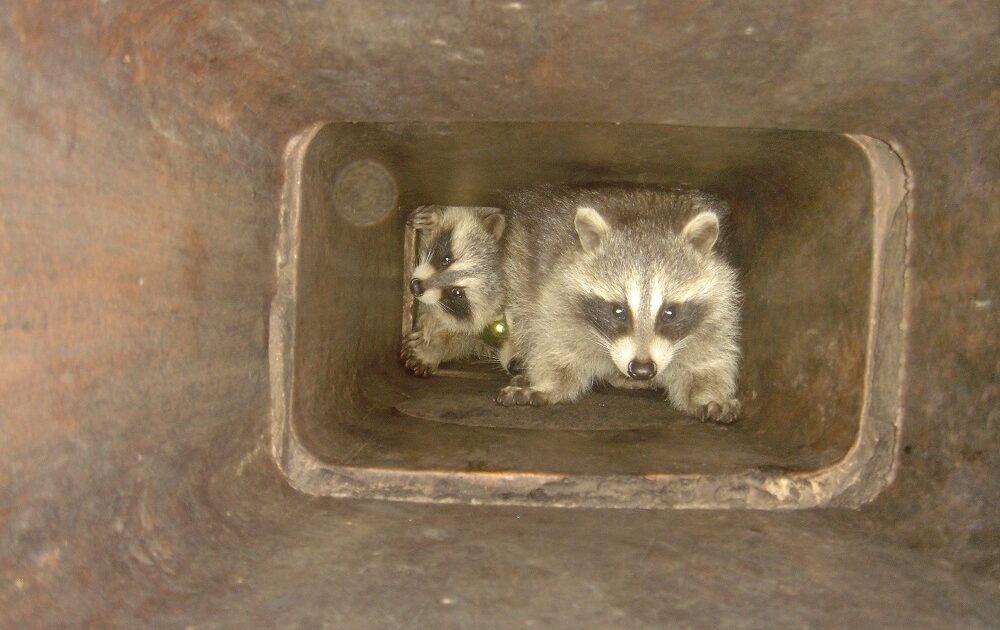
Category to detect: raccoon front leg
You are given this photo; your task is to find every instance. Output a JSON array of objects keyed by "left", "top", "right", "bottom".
[
  {"left": 400, "top": 326, "right": 485, "bottom": 377},
  {"left": 497, "top": 340, "right": 527, "bottom": 376},
  {"left": 665, "top": 365, "right": 741, "bottom": 424},
  {"left": 495, "top": 366, "right": 588, "bottom": 407},
  {"left": 400, "top": 328, "right": 434, "bottom": 377},
  {"left": 495, "top": 374, "right": 548, "bottom": 406}
]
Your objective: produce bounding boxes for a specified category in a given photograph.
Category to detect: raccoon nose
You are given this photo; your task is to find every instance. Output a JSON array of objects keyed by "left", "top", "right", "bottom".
[
  {"left": 627, "top": 359, "right": 657, "bottom": 380},
  {"left": 409, "top": 278, "right": 424, "bottom": 297}
]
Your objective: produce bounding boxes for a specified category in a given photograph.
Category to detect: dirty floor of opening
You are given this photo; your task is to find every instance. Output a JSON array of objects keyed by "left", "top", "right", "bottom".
[
  {"left": 127, "top": 501, "right": 999, "bottom": 629},
  {"left": 296, "top": 368, "right": 846, "bottom": 476}
]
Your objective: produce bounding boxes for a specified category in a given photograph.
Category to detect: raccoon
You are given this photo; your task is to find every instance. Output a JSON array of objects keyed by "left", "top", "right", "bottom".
[
  {"left": 495, "top": 185, "right": 742, "bottom": 424},
  {"left": 400, "top": 205, "right": 506, "bottom": 376}
]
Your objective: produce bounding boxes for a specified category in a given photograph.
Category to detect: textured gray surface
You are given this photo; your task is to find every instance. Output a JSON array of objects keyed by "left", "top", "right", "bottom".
[
  {"left": 143, "top": 501, "right": 1000, "bottom": 629},
  {"left": 7, "top": 445, "right": 999, "bottom": 628}
]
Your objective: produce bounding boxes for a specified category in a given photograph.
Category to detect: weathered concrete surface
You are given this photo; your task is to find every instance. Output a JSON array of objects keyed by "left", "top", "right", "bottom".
[
  {"left": 1, "top": 0, "right": 998, "bottom": 625},
  {"left": 90, "top": 500, "right": 1000, "bottom": 629}
]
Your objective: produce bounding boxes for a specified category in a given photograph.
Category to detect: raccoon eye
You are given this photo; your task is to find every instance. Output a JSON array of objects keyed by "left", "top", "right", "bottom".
[
  {"left": 449, "top": 287, "right": 465, "bottom": 298},
  {"left": 441, "top": 253, "right": 453, "bottom": 267},
  {"left": 661, "top": 304, "right": 678, "bottom": 321},
  {"left": 611, "top": 303, "right": 628, "bottom": 321}
]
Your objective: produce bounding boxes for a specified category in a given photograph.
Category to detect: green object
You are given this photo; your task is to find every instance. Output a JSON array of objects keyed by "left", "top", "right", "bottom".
[{"left": 480, "top": 318, "right": 509, "bottom": 348}]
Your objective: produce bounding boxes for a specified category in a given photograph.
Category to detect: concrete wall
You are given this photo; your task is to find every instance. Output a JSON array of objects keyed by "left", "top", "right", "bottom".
[{"left": 1, "top": 1, "right": 996, "bottom": 624}]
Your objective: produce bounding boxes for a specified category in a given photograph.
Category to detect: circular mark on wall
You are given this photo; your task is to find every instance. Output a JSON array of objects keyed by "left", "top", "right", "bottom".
[{"left": 331, "top": 160, "right": 398, "bottom": 226}]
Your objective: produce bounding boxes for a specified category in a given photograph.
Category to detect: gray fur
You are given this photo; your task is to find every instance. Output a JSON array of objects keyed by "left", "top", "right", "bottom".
[{"left": 496, "top": 184, "right": 742, "bottom": 423}]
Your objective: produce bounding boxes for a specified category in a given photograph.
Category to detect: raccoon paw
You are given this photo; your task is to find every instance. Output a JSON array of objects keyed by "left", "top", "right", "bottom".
[
  {"left": 495, "top": 385, "right": 550, "bottom": 407},
  {"left": 400, "top": 331, "right": 435, "bottom": 378},
  {"left": 696, "top": 399, "right": 742, "bottom": 425},
  {"left": 401, "top": 353, "right": 435, "bottom": 378},
  {"left": 407, "top": 206, "right": 440, "bottom": 231}
]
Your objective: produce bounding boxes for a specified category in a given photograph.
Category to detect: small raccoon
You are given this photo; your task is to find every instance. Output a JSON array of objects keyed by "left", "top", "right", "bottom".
[
  {"left": 496, "top": 185, "right": 742, "bottom": 423},
  {"left": 400, "top": 205, "right": 506, "bottom": 376}
]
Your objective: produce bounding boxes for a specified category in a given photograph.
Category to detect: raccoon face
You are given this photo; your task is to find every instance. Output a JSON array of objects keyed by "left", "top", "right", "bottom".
[
  {"left": 410, "top": 206, "right": 506, "bottom": 333},
  {"left": 577, "top": 292, "right": 709, "bottom": 380},
  {"left": 570, "top": 206, "right": 734, "bottom": 380}
]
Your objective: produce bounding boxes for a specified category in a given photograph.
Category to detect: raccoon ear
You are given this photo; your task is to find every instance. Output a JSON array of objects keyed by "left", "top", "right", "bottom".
[
  {"left": 574, "top": 206, "right": 610, "bottom": 252},
  {"left": 680, "top": 211, "right": 720, "bottom": 254},
  {"left": 479, "top": 208, "right": 506, "bottom": 241}
]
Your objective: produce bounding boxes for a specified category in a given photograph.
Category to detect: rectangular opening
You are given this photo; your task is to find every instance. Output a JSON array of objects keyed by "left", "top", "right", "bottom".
[{"left": 270, "top": 122, "right": 906, "bottom": 509}]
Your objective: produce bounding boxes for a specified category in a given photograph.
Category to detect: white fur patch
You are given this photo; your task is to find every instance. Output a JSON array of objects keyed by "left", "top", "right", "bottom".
[
  {"left": 417, "top": 288, "right": 442, "bottom": 304},
  {"left": 648, "top": 337, "right": 675, "bottom": 371},
  {"left": 627, "top": 280, "right": 642, "bottom": 317},
  {"left": 413, "top": 262, "right": 434, "bottom": 281},
  {"left": 448, "top": 211, "right": 477, "bottom": 256},
  {"left": 498, "top": 342, "right": 515, "bottom": 370},
  {"left": 451, "top": 222, "right": 471, "bottom": 259},
  {"left": 610, "top": 337, "right": 636, "bottom": 377},
  {"left": 447, "top": 260, "right": 473, "bottom": 274},
  {"left": 650, "top": 283, "right": 664, "bottom": 315}
]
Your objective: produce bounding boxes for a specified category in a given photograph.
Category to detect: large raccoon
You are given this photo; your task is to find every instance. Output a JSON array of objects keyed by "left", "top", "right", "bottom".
[
  {"left": 400, "top": 205, "right": 506, "bottom": 376},
  {"left": 496, "top": 185, "right": 742, "bottom": 423}
]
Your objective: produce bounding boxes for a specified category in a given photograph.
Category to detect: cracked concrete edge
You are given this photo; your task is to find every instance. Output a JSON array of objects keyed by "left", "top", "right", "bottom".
[
  {"left": 268, "top": 124, "right": 909, "bottom": 510},
  {"left": 810, "top": 133, "right": 910, "bottom": 507},
  {"left": 269, "top": 122, "right": 325, "bottom": 470}
]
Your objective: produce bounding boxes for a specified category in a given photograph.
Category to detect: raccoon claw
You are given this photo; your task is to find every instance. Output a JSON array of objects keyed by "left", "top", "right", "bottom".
[
  {"left": 402, "top": 357, "right": 434, "bottom": 378},
  {"left": 495, "top": 386, "right": 550, "bottom": 407},
  {"left": 400, "top": 331, "right": 435, "bottom": 377},
  {"left": 407, "top": 206, "right": 439, "bottom": 231},
  {"left": 696, "top": 399, "right": 741, "bottom": 425},
  {"left": 400, "top": 350, "right": 434, "bottom": 377}
]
